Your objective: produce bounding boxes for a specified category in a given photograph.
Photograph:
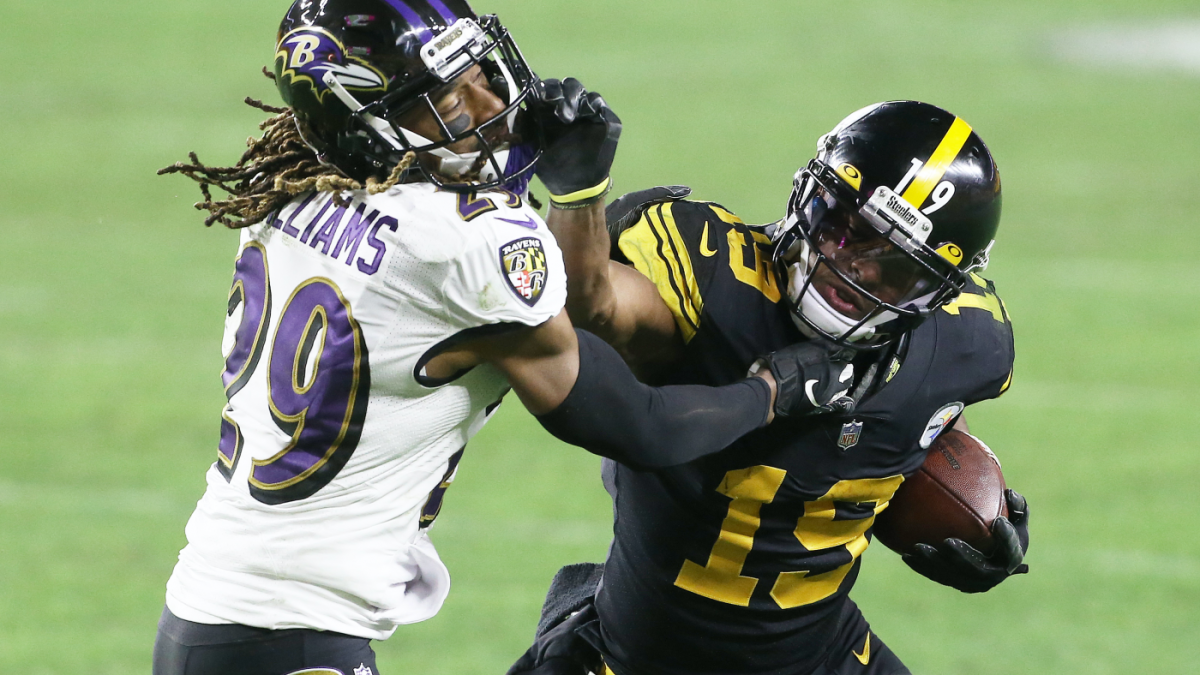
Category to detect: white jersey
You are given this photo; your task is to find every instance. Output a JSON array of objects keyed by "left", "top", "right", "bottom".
[{"left": 165, "top": 183, "right": 565, "bottom": 639}]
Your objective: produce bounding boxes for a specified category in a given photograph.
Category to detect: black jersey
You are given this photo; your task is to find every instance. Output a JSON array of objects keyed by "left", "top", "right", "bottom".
[{"left": 596, "top": 200, "right": 1014, "bottom": 675}]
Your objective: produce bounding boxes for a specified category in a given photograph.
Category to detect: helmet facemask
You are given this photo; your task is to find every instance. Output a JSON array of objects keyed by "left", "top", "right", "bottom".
[
  {"left": 774, "top": 161, "right": 969, "bottom": 348},
  {"left": 320, "top": 15, "right": 542, "bottom": 193}
]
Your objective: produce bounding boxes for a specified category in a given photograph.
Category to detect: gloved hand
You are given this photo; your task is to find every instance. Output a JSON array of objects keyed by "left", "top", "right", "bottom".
[
  {"left": 901, "top": 489, "right": 1030, "bottom": 593},
  {"left": 754, "top": 341, "right": 856, "bottom": 418},
  {"left": 527, "top": 77, "right": 622, "bottom": 208}
]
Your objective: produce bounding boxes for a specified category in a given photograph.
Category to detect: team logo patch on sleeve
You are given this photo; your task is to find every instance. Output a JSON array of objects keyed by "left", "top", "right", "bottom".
[
  {"left": 919, "top": 402, "right": 965, "bottom": 449},
  {"left": 499, "top": 237, "right": 548, "bottom": 306}
]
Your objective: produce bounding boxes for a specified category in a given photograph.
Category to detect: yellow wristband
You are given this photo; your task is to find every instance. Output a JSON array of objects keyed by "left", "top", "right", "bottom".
[{"left": 548, "top": 177, "right": 612, "bottom": 205}]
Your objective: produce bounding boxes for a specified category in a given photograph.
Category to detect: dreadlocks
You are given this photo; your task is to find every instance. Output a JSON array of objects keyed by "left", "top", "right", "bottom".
[{"left": 159, "top": 97, "right": 414, "bottom": 229}]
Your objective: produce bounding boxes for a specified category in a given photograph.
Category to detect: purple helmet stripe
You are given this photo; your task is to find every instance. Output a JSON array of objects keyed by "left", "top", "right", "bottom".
[
  {"left": 425, "top": 0, "right": 460, "bottom": 25},
  {"left": 381, "top": 0, "right": 433, "bottom": 41}
]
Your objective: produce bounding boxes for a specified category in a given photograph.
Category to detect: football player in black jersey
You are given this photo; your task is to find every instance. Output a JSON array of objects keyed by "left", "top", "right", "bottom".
[{"left": 509, "top": 100, "right": 1030, "bottom": 675}]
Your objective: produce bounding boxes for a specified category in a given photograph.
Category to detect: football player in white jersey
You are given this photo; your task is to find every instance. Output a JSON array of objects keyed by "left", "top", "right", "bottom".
[{"left": 153, "top": 1, "right": 861, "bottom": 673}]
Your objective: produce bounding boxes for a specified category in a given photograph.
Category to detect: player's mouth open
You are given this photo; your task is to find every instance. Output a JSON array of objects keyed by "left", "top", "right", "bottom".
[{"left": 817, "top": 279, "right": 868, "bottom": 319}]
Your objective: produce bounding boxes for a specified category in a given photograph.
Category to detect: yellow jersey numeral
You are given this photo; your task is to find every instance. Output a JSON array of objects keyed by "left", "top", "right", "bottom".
[
  {"left": 727, "top": 230, "right": 781, "bottom": 303},
  {"left": 675, "top": 468, "right": 903, "bottom": 609},
  {"left": 941, "top": 275, "right": 1007, "bottom": 322}
]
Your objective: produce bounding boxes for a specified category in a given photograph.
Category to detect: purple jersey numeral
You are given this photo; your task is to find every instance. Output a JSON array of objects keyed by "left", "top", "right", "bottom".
[
  {"left": 217, "top": 410, "right": 243, "bottom": 481},
  {"left": 222, "top": 243, "right": 271, "bottom": 399},
  {"left": 419, "top": 448, "right": 465, "bottom": 529},
  {"left": 249, "top": 278, "right": 371, "bottom": 505},
  {"left": 457, "top": 192, "right": 498, "bottom": 222},
  {"left": 217, "top": 244, "right": 271, "bottom": 480}
]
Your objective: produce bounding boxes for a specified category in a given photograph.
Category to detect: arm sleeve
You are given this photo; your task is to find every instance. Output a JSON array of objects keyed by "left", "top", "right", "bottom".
[{"left": 535, "top": 329, "right": 771, "bottom": 471}]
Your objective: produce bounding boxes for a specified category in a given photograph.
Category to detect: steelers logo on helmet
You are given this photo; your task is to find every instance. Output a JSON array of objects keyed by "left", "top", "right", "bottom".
[{"left": 770, "top": 101, "right": 1003, "bottom": 349}]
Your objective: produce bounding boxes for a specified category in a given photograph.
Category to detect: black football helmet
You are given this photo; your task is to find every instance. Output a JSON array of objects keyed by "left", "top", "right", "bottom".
[
  {"left": 772, "top": 101, "right": 1002, "bottom": 348},
  {"left": 274, "top": 0, "right": 542, "bottom": 192}
]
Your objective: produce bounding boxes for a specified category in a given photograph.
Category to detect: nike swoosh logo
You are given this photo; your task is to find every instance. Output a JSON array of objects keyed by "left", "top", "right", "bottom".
[
  {"left": 853, "top": 634, "right": 871, "bottom": 665},
  {"left": 804, "top": 379, "right": 820, "bottom": 406},
  {"left": 498, "top": 215, "right": 538, "bottom": 230},
  {"left": 700, "top": 223, "right": 717, "bottom": 257}
]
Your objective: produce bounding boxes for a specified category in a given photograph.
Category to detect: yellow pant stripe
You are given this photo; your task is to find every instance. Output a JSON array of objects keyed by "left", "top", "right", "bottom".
[{"left": 902, "top": 117, "right": 973, "bottom": 209}]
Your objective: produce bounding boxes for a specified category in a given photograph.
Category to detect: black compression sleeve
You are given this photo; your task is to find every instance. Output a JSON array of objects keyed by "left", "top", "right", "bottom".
[{"left": 535, "top": 329, "right": 771, "bottom": 470}]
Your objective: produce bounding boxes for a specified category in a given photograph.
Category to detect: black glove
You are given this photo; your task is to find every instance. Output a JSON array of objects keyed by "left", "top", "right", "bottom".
[
  {"left": 901, "top": 489, "right": 1030, "bottom": 593},
  {"left": 507, "top": 604, "right": 602, "bottom": 675},
  {"left": 528, "top": 78, "right": 622, "bottom": 208},
  {"left": 755, "top": 341, "right": 856, "bottom": 418}
]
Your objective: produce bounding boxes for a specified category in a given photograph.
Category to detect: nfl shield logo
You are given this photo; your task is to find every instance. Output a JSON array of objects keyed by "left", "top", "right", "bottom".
[
  {"left": 838, "top": 420, "right": 863, "bottom": 451},
  {"left": 500, "top": 237, "right": 548, "bottom": 307}
]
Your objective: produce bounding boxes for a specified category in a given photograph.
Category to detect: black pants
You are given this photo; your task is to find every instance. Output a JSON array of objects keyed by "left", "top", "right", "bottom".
[
  {"left": 806, "top": 599, "right": 910, "bottom": 675},
  {"left": 510, "top": 562, "right": 910, "bottom": 675},
  {"left": 152, "top": 607, "right": 380, "bottom": 675},
  {"left": 602, "top": 599, "right": 909, "bottom": 675}
]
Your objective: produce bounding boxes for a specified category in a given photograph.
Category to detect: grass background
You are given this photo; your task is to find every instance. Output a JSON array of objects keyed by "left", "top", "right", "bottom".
[{"left": 1, "top": 0, "right": 1198, "bottom": 672}]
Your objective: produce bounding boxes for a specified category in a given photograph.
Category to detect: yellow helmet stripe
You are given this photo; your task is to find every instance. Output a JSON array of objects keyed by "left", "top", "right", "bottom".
[{"left": 901, "top": 117, "right": 973, "bottom": 209}]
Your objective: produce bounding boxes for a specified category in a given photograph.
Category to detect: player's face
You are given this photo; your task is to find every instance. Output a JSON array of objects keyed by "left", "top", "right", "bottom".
[
  {"left": 394, "top": 65, "right": 507, "bottom": 155},
  {"left": 808, "top": 200, "right": 937, "bottom": 320}
]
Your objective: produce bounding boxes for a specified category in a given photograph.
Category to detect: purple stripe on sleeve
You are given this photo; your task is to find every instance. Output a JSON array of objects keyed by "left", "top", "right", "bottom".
[
  {"left": 382, "top": 0, "right": 433, "bottom": 41},
  {"left": 426, "top": 0, "right": 460, "bottom": 25}
]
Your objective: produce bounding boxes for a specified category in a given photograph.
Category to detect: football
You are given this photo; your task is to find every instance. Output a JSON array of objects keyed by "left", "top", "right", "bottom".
[{"left": 873, "top": 429, "right": 1008, "bottom": 555}]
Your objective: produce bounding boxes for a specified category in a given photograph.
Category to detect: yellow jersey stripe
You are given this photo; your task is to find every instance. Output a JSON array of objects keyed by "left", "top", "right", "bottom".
[
  {"left": 617, "top": 207, "right": 703, "bottom": 343},
  {"left": 902, "top": 117, "right": 973, "bottom": 209},
  {"left": 654, "top": 203, "right": 704, "bottom": 330},
  {"left": 705, "top": 203, "right": 745, "bottom": 225}
]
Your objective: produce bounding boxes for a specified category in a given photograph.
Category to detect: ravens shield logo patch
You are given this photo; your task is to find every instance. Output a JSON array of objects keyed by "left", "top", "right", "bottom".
[{"left": 500, "top": 237, "right": 548, "bottom": 306}]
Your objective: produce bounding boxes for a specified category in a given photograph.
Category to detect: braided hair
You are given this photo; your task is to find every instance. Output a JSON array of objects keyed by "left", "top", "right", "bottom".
[{"left": 160, "top": 89, "right": 414, "bottom": 229}]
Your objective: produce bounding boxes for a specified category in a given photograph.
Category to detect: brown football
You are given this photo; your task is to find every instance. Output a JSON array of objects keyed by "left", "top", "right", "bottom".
[{"left": 873, "top": 429, "right": 1008, "bottom": 555}]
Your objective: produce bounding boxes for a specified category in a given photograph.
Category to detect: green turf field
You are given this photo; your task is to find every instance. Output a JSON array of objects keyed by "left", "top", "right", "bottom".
[{"left": 1, "top": 0, "right": 1197, "bottom": 672}]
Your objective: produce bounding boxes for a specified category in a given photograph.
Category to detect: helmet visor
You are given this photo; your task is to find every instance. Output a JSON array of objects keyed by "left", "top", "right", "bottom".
[{"left": 799, "top": 189, "right": 940, "bottom": 320}]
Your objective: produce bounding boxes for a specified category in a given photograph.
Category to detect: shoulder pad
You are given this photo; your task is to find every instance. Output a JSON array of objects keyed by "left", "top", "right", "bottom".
[
  {"left": 606, "top": 186, "right": 692, "bottom": 259},
  {"left": 615, "top": 199, "right": 754, "bottom": 343},
  {"left": 935, "top": 273, "right": 1015, "bottom": 400}
]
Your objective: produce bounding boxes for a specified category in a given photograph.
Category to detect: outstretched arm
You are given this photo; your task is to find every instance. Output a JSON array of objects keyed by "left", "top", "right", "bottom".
[
  {"left": 424, "top": 311, "right": 857, "bottom": 470},
  {"left": 547, "top": 202, "right": 683, "bottom": 370},
  {"left": 424, "top": 311, "right": 773, "bottom": 470},
  {"left": 530, "top": 76, "right": 686, "bottom": 370}
]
